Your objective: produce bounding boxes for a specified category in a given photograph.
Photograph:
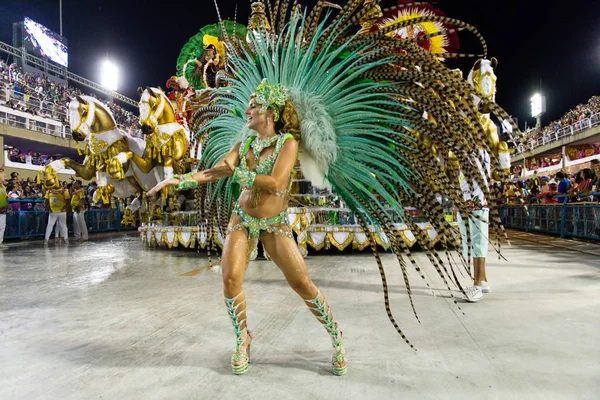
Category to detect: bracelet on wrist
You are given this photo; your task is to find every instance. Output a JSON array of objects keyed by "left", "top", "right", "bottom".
[
  {"left": 232, "top": 168, "right": 256, "bottom": 187},
  {"left": 176, "top": 179, "right": 199, "bottom": 191}
]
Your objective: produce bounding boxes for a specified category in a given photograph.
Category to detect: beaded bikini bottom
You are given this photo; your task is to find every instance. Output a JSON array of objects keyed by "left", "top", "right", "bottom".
[{"left": 227, "top": 204, "right": 293, "bottom": 258}]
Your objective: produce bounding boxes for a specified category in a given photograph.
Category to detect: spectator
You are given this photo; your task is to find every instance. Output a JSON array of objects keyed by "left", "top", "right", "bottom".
[
  {"left": 87, "top": 182, "right": 98, "bottom": 209},
  {"left": 0, "top": 164, "right": 6, "bottom": 248},
  {"left": 9, "top": 171, "right": 20, "bottom": 183},
  {"left": 70, "top": 180, "right": 88, "bottom": 241},
  {"left": 536, "top": 182, "right": 559, "bottom": 204},
  {"left": 590, "top": 161, "right": 600, "bottom": 189},
  {"left": 6, "top": 182, "right": 23, "bottom": 212},
  {"left": 539, "top": 176, "right": 550, "bottom": 194},
  {"left": 569, "top": 169, "right": 595, "bottom": 202},
  {"left": 456, "top": 147, "right": 492, "bottom": 303},
  {"left": 44, "top": 184, "right": 70, "bottom": 245},
  {"left": 556, "top": 171, "right": 572, "bottom": 195}
]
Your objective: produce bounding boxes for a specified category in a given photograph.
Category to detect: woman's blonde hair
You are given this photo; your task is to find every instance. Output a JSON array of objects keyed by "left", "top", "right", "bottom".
[{"left": 275, "top": 99, "right": 301, "bottom": 142}]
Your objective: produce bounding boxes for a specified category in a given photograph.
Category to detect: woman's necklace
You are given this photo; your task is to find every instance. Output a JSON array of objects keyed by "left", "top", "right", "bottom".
[
  {"left": 248, "top": 134, "right": 279, "bottom": 208},
  {"left": 251, "top": 134, "right": 279, "bottom": 165}
]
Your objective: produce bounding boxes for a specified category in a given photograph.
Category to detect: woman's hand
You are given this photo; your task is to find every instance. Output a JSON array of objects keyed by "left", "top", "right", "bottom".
[
  {"left": 204, "top": 161, "right": 234, "bottom": 180},
  {"left": 146, "top": 177, "right": 177, "bottom": 197},
  {"left": 145, "top": 183, "right": 162, "bottom": 198}
]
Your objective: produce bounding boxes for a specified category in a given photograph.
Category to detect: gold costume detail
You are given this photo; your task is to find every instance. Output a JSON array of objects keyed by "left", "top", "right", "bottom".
[
  {"left": 359, "top": 0, "right": 383, "bottom": 30},
  {"left": 95, "top": 185, "right": 115, "bottom": 204},
  {"left": 89, "top": 134, "right": 110, "bottom": 154},
  {"left": 85, "top": 138, "right": 129, "bottom": 169},
  {"left": 121, "top": 208, "right": 136, "bottom": 227},
  {"left": 248, "top": 2, "right": 271, "bottom": 31}
]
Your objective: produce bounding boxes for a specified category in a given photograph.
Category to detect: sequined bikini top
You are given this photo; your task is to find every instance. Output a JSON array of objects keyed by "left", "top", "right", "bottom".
[{"left": 238, "top": 133, "right": 295, "bottom": 195}]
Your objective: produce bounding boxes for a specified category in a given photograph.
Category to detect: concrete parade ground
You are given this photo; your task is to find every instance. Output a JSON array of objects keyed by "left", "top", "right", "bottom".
[{"left": 0, "top": 231, "right": 598, "bottom": 400}]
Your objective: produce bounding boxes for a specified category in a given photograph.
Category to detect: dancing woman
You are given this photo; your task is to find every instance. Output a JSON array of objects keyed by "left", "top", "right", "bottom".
[
  {"left": 147, "top": 81, "right": 347, "bottom": 376},
  {"left": 149, "top": 0, "right": 521, "bottom": 376}
]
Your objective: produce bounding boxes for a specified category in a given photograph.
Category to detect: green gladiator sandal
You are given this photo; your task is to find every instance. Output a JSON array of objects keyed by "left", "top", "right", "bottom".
[
  {"left": 305, "top": 290, "right": 347, "bottom": 376},
  {"left": 225, "top": 292, "right": 252, "bottom": 375}
]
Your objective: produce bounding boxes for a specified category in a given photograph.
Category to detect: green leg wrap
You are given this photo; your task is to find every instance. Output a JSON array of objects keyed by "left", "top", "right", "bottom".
[
  {"left": 225, "top": 291, "right": 251, "bottom": 375},
  {"left": 305, "top": 290, "right": 347, "bottom": 376}
]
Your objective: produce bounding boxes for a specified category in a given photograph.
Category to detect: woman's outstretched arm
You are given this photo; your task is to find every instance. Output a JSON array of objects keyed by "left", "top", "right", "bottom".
[{"left": 146, "top": 143, "right": 241, "bottom": 196}]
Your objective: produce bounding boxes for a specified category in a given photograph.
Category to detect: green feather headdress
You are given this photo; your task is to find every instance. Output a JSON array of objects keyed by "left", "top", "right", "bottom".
[{"left": 252, "top": 79, "right": 290, "bottom": 121}]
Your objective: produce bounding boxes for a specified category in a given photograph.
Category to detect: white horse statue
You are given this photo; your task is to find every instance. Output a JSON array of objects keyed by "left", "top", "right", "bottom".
[
  {"left": 108, "top": 87, "right": 190, "bottom": 182},
  {"left": 48, "top": 95, "right": 161, "bottom": 201}
]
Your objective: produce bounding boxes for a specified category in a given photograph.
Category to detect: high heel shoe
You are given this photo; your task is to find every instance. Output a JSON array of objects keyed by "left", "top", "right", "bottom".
[
  {"left": 231, "top": 331, "right": 252, "bottom": 375},
  {"left": 331, "top": 331, "right": 347, "bottom": 376}
]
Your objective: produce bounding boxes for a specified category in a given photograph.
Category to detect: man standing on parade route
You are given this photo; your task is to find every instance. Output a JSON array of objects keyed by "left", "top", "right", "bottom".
[
  {"left": 0, "top": 165, "right": 7, "bottom": 249},
  {"left": 70, "top": 180, "right": 88, "bottom": 242},
  {"left": 44, "top": 182, "right": 70, "bottom": 245},
  {"left": 456, "top": 147, "right": 492, "bottom": 303}
]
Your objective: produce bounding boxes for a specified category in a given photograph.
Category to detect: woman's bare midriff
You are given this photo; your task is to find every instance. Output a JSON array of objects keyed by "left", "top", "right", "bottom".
[{"left": 237, "top": 188, "right": 289, "bottom": 219}]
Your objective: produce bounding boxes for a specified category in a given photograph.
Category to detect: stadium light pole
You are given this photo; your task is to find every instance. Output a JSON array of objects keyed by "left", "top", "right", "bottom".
[
  {"left": 530, "top": 93, "right": 546, "bottom": 131},
  {"left": 100, "top": 60, "right": 119, "bottom": 92}
]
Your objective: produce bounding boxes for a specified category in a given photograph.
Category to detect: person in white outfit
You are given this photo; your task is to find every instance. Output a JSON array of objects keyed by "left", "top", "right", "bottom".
[
  {"left": 70, "top": 180, "right": 88, "bottom": 241},
  {"left": 44, "top": 185, "right": 70, "bottom": 245},
  {"left": 456, "top": 147, "right": 492, "bottom": 303},
  {"left": 0, "top": 165, "right": 7, "bottom": 249}
]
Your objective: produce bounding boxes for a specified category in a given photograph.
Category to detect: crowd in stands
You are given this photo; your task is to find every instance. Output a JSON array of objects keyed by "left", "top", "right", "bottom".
[
  {"left": 501, "top": 162, "right": 600, "bottom": 205},
  {"left": 523, "top": 96, "right": 600, "bottom": 150},
  {"left": 525, "top": 156, "right": 562, "bottom": 171},
  {"left": 520, "top": 142, "right": 600, "bottom": 172},
  {"left": 5, "top": 146, "right": 66, "bottom": 166},
  {"left": 0, "top": 60, "right": 139, "bottom": 130},
  {"left": 3, "top": 170, "right": 108, "bottom": 212}
]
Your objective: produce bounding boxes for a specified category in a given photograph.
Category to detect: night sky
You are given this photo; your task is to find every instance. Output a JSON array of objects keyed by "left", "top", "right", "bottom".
[{"left": 1, "top": 0, "right": 599, "bottom": 129}]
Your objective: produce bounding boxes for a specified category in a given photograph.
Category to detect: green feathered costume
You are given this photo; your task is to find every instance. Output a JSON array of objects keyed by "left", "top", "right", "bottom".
[{"left": 192, "top": 0, "right": 521, "bottom": 348}]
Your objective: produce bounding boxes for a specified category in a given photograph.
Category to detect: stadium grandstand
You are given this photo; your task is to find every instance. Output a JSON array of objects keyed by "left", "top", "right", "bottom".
[{"left": 0, "top": 37, "right": 140, "bottom": 182}]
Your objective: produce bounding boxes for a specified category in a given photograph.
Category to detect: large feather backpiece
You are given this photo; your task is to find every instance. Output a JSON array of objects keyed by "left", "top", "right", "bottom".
[{"left": 193, "top": 1, "right": 520, "bottom": 348}]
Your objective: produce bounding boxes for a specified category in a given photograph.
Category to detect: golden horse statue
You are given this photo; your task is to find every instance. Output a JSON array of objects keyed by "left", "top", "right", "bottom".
[
  {"left": 108, "top": 87, "right": 190, "bottom": 182},
  {"left": 47, "top": 95, "right": 160, "bottom": 202}
]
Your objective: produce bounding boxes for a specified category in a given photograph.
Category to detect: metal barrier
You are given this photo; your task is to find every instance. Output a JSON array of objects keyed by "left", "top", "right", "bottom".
[
  {"left": 499, "top": 203, "right": 600, "bottom": 241},
  {"left": 2, "top": 199, "right": 135, "bottom": 240}
]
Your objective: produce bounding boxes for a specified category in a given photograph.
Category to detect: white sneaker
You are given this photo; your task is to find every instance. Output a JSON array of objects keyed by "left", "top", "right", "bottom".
[
  {"left": 0, "top": 244, "right": 8, "bottom": 250},
  {"left": 44, "top": 240, "right": 49, "bottom": 246},
  {"left": 463, "top": 286, "right": 483, "bottom": 303},
  {"left": 479, "top": 281, "right": 491, "bottom": 293}
]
